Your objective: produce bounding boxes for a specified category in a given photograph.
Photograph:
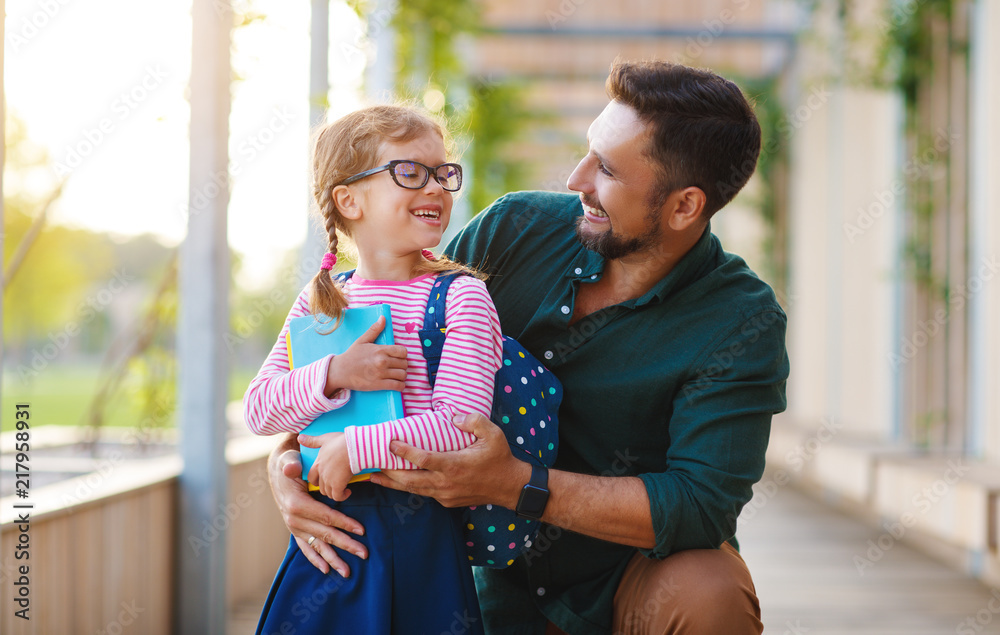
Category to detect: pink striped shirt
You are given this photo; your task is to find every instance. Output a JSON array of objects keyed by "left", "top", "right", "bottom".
[{"left": 243, "top": 272, "right": 503, "bottom": 474}]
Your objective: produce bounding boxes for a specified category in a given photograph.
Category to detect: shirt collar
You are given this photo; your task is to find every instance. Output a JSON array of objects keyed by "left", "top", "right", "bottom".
[{"left": 567, "top": 224, "right": 717, "bottom": 308}]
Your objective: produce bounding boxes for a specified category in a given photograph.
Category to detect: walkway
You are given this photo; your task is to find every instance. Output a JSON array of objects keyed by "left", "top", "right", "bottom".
[
  {"left": 230, "top": 483, "right": 1000, "bottom": 634},
  {"left": 738, "top": 482, "right": 1000, "bottom": 635}
]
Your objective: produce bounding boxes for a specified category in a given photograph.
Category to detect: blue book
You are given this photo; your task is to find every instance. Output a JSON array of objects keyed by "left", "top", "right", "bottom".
[{"left": 285, "top": 305, "right": 405, "bottom": 483}]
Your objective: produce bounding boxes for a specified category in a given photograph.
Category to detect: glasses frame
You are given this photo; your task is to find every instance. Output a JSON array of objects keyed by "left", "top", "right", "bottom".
[{"left": 340, "top": 160, "right": 463, "bottom": 192}]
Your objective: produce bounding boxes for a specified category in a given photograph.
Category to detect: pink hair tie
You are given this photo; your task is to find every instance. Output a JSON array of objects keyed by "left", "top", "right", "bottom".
[
  {"left": 421, "top": 249, "right": 436, "bottom": 260},
  {"left": 320, "top": 252, "right": 337, "bottom": 270}
]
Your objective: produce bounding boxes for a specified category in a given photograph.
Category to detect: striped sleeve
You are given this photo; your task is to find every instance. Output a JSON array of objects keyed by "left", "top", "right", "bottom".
[
  {"left": 242, "top": 287, "right": 351, "bottom": 436},
  {"left": 345, "top": 276, "right": 503, "bottom": 472}
]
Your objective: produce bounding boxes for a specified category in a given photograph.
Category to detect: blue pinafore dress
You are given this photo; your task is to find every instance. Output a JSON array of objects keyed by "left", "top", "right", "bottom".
[{"left": 255, "top": 485, "right": 483, "bottom": 635}]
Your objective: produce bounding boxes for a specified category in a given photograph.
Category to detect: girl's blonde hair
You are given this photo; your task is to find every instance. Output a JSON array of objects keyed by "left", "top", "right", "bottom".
[{"left": 308, "top": 104, "right": 484, "bottom": 323}]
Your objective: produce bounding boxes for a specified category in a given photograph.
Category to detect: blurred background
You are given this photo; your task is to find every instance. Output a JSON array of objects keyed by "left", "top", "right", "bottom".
[{"left": 2, "top": 0, "right": 999, "bottom": 633}]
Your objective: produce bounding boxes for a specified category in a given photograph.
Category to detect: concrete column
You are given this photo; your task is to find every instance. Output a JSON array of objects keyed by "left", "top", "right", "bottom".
[
  {"left": 968, "top": 0, "right": 1000, "bottom": 461},
  {"left": 785, "top": 0, "right": 899, "bottom": 442},
  {"left": 302, "top": 0, "right": 330, "bottom": 286},
  {"left": 176, "top": 0, "right": 231, "bottom": 631}
]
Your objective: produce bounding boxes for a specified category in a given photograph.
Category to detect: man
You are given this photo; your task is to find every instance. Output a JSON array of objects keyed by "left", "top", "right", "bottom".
[{"left": 267, "top": 59, "right": 789, "bottom": 634}]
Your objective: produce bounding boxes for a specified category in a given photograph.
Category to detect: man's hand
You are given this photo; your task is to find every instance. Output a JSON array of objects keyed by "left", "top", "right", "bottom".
[
  {"left": 325, "top": 315, "right": 408, "bottom": 397},
  {"left": 370, "top": 413, "right": 530, "bottom": 510},
  {"left": 300, "top": 432, "right": 355, "bottom": 502},
  {"left": 268, "top": 434, "right": 368, "bottom": 577}
]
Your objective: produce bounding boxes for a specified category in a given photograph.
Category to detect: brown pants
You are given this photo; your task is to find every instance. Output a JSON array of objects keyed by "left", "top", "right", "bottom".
[{"left": 546, "top": 543, "right": 762, "bottom": 635}]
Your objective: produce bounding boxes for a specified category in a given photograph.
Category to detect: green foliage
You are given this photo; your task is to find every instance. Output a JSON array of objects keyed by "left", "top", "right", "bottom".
[
  {"left": 881, "top": 0, "right": 954, "bottom": 115},
  {"left": 808, "top": 0, "right": 960, "bottom": 299},
  {"left": 463, "top": 79, "right": 544, "bottom": 215},
  {"left": 392, "top": 0, "right": 481, "bottom": 86},
  {"left": 745, "top": 76, "right": 786, "bottom": 275},
  {"left": 3, "top": 114, "right": 118, "bottom": 355},
  {"left": 881, "top": 0, "right": 958, "bottom": 301},
  {"left": 346, "top": 0, "right": 540, "bottom": 214},
  {"left": 4, "top": 208, "right": 115, "bottom": 348},
  {"left": 122, "top": 347, "right": 176, "bottom": 438}
]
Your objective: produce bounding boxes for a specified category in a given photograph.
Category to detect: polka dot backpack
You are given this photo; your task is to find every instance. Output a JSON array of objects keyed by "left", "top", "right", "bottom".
[{"left": 420, "top": 272, "right": 562, "bottom": 568}]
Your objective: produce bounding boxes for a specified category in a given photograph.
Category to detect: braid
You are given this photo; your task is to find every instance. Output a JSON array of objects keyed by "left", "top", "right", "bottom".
[{"left": 309, "top": 185, "right": 350, "bottom": 326}]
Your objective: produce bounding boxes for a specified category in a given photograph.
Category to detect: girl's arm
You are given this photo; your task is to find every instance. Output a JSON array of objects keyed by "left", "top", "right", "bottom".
[
  {"left": 344, "top": 277, "right": 503, "bottom": 473},
  {"left": 243, "top": 288, "right": 351, "bottom": 436}
]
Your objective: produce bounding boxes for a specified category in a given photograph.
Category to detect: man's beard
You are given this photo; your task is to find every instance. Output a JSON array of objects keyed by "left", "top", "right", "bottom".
[{"left": 574, "top": 205, "right": 662, "bottom": 260}]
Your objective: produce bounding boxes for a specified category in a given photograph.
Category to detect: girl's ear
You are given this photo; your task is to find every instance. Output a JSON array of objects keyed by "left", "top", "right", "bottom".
[{"left": 332, "top": 185, "right": 363, "bottom": 221}]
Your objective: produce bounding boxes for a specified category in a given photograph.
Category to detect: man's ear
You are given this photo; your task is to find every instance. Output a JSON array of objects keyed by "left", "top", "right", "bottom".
[
  {"left": 332, "top": 185, "right": 363, "bottom": 221},
  {"left": 666, "top": 186, "right": 707, "bottom": 231}
]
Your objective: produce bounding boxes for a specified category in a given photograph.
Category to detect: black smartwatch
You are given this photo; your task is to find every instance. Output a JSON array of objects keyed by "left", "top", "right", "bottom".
[{"left": 515, "top": 464, "right": 550, "bottom": 520}]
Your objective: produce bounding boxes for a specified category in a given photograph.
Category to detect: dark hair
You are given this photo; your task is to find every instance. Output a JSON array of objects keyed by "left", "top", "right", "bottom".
[{"left": 605, "top": 58, "right": 761, "bottom": 218}]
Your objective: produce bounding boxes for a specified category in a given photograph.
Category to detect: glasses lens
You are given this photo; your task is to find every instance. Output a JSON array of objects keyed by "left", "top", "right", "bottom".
[
  {"left": 436, "top": 164, "right": 462, "bottom": 191},
  {"left": 392, "top": 161, "right": 428, "bottom": 188}
]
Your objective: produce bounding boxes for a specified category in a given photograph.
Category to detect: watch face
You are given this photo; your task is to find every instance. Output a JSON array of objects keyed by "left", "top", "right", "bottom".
[{"left": 517, "top": 485, "right": 549, "bottom": 519}]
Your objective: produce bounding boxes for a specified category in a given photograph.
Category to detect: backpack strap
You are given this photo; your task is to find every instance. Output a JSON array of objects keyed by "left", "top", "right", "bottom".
[
  {"left": 334, "top": 269, "right": 355, "bottom": 283},
  {"left": 420, "top": 272, "right": 465, "bottom": 389}
]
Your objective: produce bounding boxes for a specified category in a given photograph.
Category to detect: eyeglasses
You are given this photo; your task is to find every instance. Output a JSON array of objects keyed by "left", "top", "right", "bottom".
[{"left": 341, "top": 160, "right": 463, "bottom": 192}]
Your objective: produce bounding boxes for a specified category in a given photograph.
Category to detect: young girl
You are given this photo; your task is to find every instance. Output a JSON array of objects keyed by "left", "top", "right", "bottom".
[{"left": 244, "top": 104, "right": 502, "bottom": 635}]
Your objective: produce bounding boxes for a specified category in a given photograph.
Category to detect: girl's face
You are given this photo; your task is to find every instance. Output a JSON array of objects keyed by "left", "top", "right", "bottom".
[{"left": 350, "top": 131, "right": 453, "bottom": 257}]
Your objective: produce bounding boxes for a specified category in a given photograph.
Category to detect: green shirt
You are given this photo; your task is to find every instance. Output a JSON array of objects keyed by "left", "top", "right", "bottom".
[{"left": 445, "top": 191, "right": 789, "bottom": 635}]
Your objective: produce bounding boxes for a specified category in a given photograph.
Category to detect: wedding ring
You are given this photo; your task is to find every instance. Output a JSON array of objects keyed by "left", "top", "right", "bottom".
[{"left": 307, "top": 535, "right": 317, "bottom": 547}]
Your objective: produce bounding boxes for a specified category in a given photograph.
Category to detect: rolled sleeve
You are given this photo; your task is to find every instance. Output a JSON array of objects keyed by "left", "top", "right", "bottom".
[{"left": 639, "top": 309, "right": 789, "bottom": 558}]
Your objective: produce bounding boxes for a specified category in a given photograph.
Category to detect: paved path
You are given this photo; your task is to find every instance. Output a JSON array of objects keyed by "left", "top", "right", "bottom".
[
  {"left": 231, "top": 484, "right": 1000, "bottom": 634},
  {"left": 738, "top": 483, "right": 1000, "bottom": 635}
]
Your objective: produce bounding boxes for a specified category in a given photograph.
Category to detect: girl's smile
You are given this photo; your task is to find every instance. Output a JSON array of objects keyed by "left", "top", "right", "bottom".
[{"left": 340, "top": 131, "right": 455, "bottom": 280}]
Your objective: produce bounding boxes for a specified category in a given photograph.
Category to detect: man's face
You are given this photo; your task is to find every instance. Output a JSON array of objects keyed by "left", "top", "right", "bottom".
[{"left": 567, "top": 100, "right": 664, "bottom": 260}]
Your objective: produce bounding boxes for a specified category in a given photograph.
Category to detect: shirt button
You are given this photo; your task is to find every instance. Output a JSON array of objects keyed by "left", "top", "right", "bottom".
[
  {"left": 574, "top": 267, "right": 582, "bottom": 275},
  {"left": 544, "top": 351, "right": 554, "bottom": 360},
  {"left": 537, "top": 587, "right": 546, "bottom": 596},
  {"left": 560, "top": 305, "right": 570, "bottom": 314},
  {"left": 591, "top": 274, "right": 598, "bottom": 280}
]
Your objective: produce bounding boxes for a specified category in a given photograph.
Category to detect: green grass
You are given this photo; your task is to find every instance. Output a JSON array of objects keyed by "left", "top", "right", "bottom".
[{"left": 2, "top": 364, "right": 258, "bottom": 432}]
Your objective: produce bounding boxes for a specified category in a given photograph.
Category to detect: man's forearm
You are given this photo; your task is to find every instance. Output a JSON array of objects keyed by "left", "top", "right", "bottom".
[{"left": 501, "top": 462, "right": 656, "bottom": 549}]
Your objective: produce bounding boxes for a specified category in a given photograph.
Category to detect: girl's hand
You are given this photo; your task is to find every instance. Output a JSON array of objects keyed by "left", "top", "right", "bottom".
[
  {"left": 324, "top": 315, "right": 408, "bottom": 397},
  {"left": 301, "top": 432, "right": 356, "bottom": 502}
]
